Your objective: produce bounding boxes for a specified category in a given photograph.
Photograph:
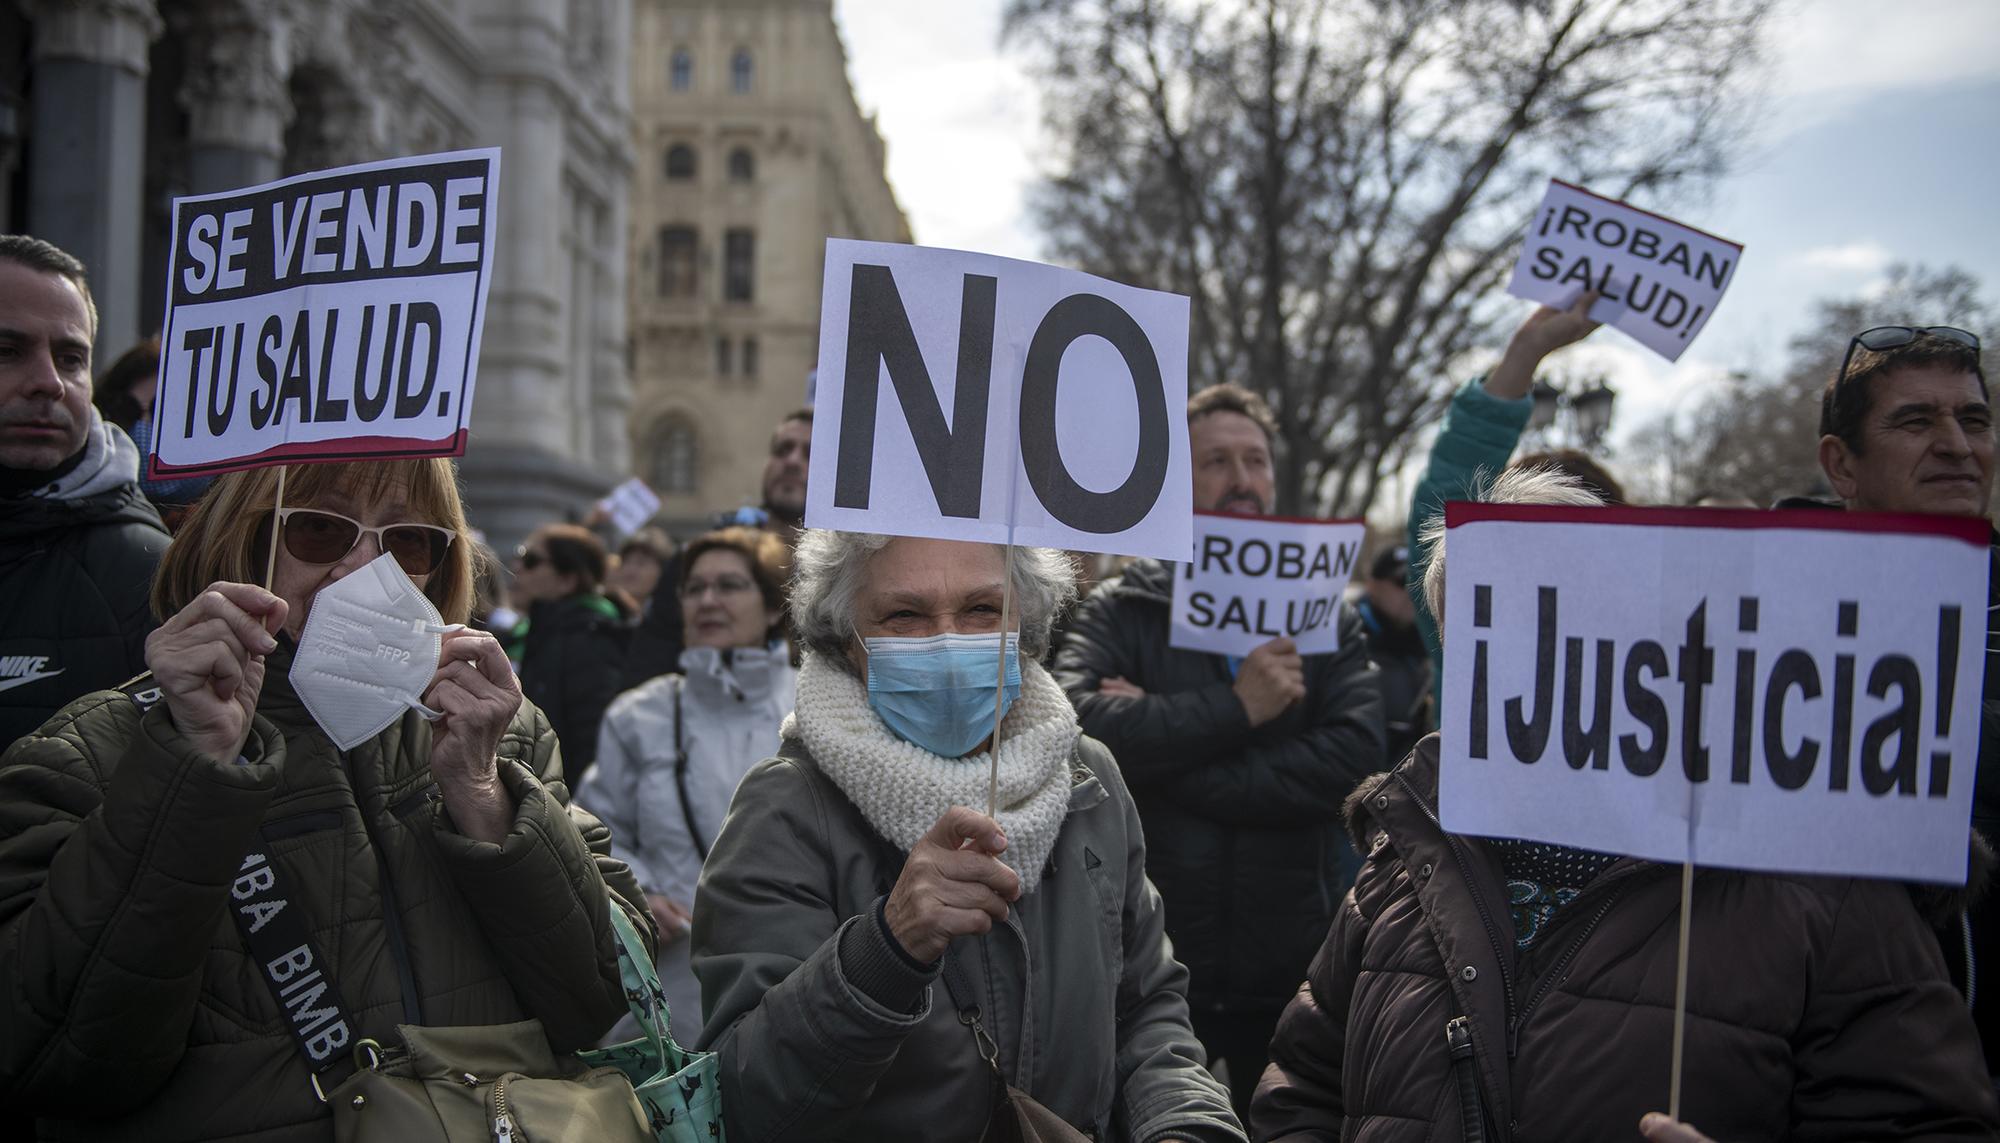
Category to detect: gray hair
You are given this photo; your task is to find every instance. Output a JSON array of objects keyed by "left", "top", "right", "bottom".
[
  {"left": 790, "top": 529, "right": 1077, "bottom": 671},
  {"left": 1419, "top": 465, "right": 1606, "bottom": 634}
]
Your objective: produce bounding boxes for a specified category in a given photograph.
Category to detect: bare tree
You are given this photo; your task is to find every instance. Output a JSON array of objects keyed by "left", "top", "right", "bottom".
[
  {"left": 1630, "top": 263, "right": 1998, "bottom": 506},
  {"left": 1003, "top": 0, "right": 1772, "bottom": 514}
]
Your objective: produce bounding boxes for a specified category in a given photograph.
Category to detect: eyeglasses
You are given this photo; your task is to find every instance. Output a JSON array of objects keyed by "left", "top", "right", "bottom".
[
  {"left": 274, "top": 508, "right": 456, "bottom": 577},
  {"left": 1835, "top": 325, "right": 1981, "bottom": 387},
  {"left": 679, "top": 574, "right": 757, "bottom": 600},
  {"left": 517, "top": 547, "right": 547, "bottom": 571}
]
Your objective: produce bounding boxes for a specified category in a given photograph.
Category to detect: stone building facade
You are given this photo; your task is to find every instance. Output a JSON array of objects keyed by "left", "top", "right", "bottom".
[
  {"left": 0, "top": 0, "right": 635, "bottom": 554},
  {"left": 628, "top": 0, "right": 908, "bottom": 530}
]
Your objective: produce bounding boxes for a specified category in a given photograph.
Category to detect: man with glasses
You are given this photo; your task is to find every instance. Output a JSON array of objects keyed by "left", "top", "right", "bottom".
[
  {"left": 1810, "top": 324, "right": 2000, "bottom": 1084},
  {"left": 0, "top": 236, "right": 169, "bottom": 746}
]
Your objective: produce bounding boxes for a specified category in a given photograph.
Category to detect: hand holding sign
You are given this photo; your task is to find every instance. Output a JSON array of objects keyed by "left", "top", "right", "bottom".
[
  {"left": 1488, "top": 291, "right": 1603, "bottom": 401},
  {"left": 1235, "top": 636, "right": 1306, "bottom": 727}
]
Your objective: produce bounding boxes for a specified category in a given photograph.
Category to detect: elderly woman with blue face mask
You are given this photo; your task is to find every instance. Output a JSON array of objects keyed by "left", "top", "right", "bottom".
[{"left": 692, "top": 532, "right": 1243, "bottom": 1143}]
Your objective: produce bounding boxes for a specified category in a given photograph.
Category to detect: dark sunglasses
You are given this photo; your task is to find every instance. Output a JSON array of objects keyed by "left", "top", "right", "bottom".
[
  {"left": 517, "top": 547, "right": 547, "bottom": 571},
  {"left": 275, "top": 508, "right": 456, "bottom": 577},
  {"left": 1835, "top": 325, "right": 1981, "bottom": 387}
]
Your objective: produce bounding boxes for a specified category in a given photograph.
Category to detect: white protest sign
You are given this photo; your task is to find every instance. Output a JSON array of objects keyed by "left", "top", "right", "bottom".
[
  {"left": 806, "top": 239, "right": 1193, "bottom": 561},
  {"left": 1439, "top": 503, "right": 1988, "bottom": 885},
  {"left": 599, "top": 477, "right": 662, "bottom": 537},
  {"left": 149, "top": 149, "right": 500, "bottom": 477},
  {"left": 1169, "top": 512, "right": 1366, "bottom": 657},
  {"left": 1505, "top": 179, "right": 1741, "bottom": 363}
]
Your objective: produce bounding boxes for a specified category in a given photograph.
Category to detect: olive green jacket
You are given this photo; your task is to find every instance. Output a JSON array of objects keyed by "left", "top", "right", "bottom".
[
  {"left": 0, "top": 655, "right": 653, "bottom": 1141},
  {"left": 693, "top": 734, "right": 1245, "bottom": 1143}
]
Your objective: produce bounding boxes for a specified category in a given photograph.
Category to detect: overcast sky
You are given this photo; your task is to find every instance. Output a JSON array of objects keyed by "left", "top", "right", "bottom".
[{"left": 831, "top": 0, "right": 2000, "bottom": 482}]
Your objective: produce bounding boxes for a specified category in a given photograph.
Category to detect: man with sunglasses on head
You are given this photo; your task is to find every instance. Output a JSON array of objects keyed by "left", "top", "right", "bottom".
[
  {"left": 0, "top": 235, "right": 169, "bottom": 747},
  {"left": 1805, "top": 323, "right": 2000, "bottom": 1088}
]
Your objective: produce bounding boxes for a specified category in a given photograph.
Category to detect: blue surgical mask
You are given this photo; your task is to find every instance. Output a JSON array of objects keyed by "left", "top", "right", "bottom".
[{"left": 864, "top": 632, "right": 1021, "bottom": 758}]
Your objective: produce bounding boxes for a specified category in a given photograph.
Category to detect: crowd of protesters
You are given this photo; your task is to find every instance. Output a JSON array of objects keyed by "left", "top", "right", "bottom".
[{"left": 3, "top": 226, "right": 1998, "bottom": 1143}]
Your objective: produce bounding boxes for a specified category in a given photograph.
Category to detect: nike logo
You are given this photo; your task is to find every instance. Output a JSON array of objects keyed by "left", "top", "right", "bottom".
[{"left": 0, "top": 668, "right": 65, "bottom": 694}]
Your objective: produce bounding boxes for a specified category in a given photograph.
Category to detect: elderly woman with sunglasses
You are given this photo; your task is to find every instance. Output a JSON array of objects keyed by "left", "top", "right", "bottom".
[
  {"left": 576, "top": 526, "right": 795, "bottom": 1046},
  {"left": 0, "top": 460, "right": 653, "bottom": 1142},
  {"left": 692, "top": 531, "right": 1243, "bottom": 1143}
]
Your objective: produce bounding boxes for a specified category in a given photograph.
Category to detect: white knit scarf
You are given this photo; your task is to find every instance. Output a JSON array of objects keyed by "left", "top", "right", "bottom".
[{"left": 784, "top": 651, "right": 1079, "bottom": 891}]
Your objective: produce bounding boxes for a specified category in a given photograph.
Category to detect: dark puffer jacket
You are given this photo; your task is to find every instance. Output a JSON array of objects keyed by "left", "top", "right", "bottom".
[
  {"left": 0, "top": 473, "right": 167, "bottom": 746},
  {"left": 1052, "top": 559, "right": 1386, "bottom": 1016},
  {"left": 0, "top": 650, "right": 653, "bottom": 1142},
  {"left": 518, "top": 593, "right": 631, "bottom": 784},
  {"left": 1251, "top": 734, "right": 2000, "bottom": 1142}
]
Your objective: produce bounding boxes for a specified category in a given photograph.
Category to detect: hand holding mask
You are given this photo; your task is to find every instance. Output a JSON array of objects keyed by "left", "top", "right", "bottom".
[{"left": 144, "top": 582, "right": 289, "bottom": 763}]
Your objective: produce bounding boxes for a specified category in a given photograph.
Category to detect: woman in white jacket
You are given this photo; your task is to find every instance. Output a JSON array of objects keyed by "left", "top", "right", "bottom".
[{"left": 578, "top": 525, "right": 795, "bottom": 1043}]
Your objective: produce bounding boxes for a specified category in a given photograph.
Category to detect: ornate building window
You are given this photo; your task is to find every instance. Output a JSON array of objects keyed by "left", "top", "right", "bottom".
[
  {"left": 665, "top": 143, "right": 697, "bottom": 180},
  {"left": 723, "top": 228, "right": 755, "bottom": 302},
  {"left": 742, "top": 336, "right": 759, "bottom": 378},
  {"left": 670, "top": 48, "right": 693, "bottom": 92},
  {"left": 650, "top": 416, "right": 700, "bottom": 495},
  {"left": 658, "top": 226, "right": 697, "bottom": 298},
  {"left": 716, "top": 336, "right": 733, "bottom": 377},
  {"left": 731, "top": 48, "right": 753, "bottom": 94},
  {"left": 727, "top": 146, "right": 755, "bottom": 183}
]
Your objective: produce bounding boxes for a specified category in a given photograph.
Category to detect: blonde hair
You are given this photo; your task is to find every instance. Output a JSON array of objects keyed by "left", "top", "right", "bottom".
[{"left": 152, "top": 458, "right": 478, "bottom": 625}]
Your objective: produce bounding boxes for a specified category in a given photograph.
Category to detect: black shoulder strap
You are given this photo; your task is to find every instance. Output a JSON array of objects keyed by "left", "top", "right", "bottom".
[
  {"left": 118, "top": 680, "right": 388, "bottom": 1083},
  {"left": 671, "top": 679, "right": 711, "bottom": 860},
  {"left": 230, "top": 838, "right": 363, "bottom": 1080},
  {"left": 937, "top": 946, "right": 981, "bottom": 1020}
]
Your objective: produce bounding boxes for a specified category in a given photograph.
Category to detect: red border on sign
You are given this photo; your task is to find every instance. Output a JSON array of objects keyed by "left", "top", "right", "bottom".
[
  {"left": 1444, "top": 500, "right": 1990, "bottom": 546},
  {"left": 146, "top": 429, "right": 469, "bottom": 479},
  {"left": 1194, "top": 508, "right": 1368, "bottom": 527},
  {"left": 1548, "top": 179, "right": 1745, "bottom": 252}
]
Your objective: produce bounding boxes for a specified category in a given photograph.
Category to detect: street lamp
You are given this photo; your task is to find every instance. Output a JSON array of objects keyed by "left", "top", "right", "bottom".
[
  {"left": 1570, "top": 384, "right": 1617, "bottom": 446},
  {"left": 1524, "top": 376, "right": 1618, "bottom": 451}
]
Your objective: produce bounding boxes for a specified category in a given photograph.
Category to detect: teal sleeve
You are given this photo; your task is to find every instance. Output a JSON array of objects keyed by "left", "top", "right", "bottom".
[{"left": 1406, "top": 376, "right": 1534, "bottom": 677}]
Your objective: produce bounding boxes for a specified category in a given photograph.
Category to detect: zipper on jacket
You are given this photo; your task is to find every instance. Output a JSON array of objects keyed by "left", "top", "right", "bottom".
[
  {"left": 1392, "top": 771, "right": 1518, "bottom": 1023},
  {"left": 1505, "top": 888, "right": 1623, "bottom": 1057},
  {"left": 491, "top": 1076, "right": 518, "bottom": 1142}
]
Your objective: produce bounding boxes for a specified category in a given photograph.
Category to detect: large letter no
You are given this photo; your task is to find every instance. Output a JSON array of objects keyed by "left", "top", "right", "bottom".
[{"left": 1018, "top": 295, "right": 1169, "bottom": 534}]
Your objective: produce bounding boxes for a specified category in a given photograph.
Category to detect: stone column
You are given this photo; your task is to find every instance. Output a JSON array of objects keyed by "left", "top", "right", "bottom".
[
  {"left": 28, "top": 0, "right": 161, "bottom": 360},
  {"left": 174, "top": 0, "right": 292, "bottom": 195}
]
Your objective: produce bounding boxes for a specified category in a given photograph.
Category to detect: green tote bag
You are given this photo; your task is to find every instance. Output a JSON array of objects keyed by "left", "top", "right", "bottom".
[{"left": 579, "top": 906, "right": 727, "bottom": 1143}]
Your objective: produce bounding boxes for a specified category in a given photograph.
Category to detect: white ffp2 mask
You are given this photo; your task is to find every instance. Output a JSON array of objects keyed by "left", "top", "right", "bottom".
[{"left": 291, "top": 552, "right": 459, "bottom": 750}]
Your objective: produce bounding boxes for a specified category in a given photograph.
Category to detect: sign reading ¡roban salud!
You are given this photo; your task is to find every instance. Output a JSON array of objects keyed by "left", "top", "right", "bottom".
[
  {"left": 1505, "top": 179, "right": 1742, "bottom": 363},
  {"left": 149, "top": 149, "right": 500, "bottom": 477},
  {"left": 1170, "top": 512, "right": 1367, "bottom": 658},
  {"left": 1438, "top": 503, "right": 1988, "bottom": 885},
  {"left": 805, "top": 239, "right": 1194, "bottom": 563}
]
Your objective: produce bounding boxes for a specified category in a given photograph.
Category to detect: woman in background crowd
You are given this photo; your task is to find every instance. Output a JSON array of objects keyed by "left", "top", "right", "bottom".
[
  {"left": 579, "top": 525, "right": 793, "bottom": 1045},
  {"left": 511, "top": 523, "right": 631, "bottom": 785},
  {"left": 609, "top": 525, "right": 676, "bottom": 618}
]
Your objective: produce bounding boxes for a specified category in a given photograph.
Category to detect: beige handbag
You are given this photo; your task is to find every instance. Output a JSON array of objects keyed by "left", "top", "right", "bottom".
[{"left": 328, "top": 1020, "right": 651, "bottom": 1143}]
